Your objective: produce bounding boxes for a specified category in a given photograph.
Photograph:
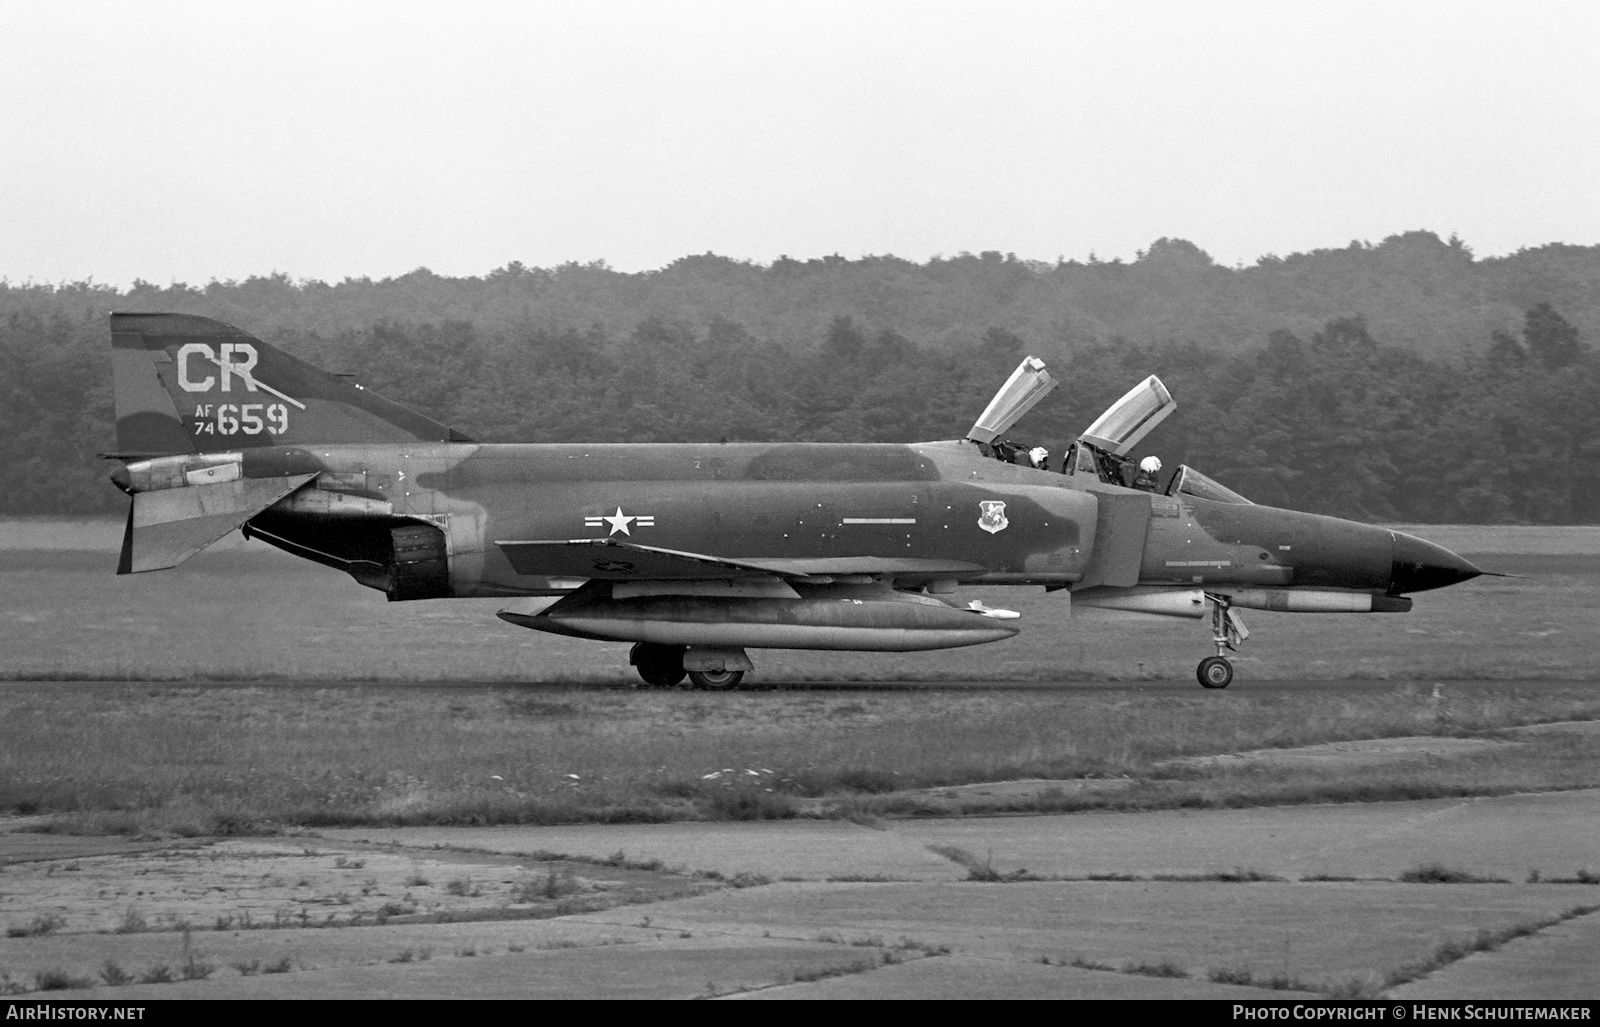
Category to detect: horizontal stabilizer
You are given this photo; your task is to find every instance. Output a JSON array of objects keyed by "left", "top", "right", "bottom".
[{"left": 118, "top": 473, "right": 317, "bottom": 573}]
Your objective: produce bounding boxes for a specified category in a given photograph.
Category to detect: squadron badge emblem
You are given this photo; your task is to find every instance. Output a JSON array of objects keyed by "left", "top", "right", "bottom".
[{"left": 978, "top": 501, "right": 1009, "bottom": 534}]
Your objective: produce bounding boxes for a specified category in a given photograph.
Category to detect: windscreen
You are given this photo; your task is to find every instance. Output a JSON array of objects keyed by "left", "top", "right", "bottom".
[{"left": 1167, "top": 465, "right": 1254, "bottom": 505}]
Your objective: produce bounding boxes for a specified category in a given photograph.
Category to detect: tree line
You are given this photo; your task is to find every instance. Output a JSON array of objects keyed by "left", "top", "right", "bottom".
[{"left": 1, "top": 235, "right": 1595, "bottom": 523}]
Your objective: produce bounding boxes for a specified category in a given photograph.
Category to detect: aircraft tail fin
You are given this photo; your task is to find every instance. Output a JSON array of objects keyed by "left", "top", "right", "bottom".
[{"left": 109, "top": 312, "right": 471, "bottom": 457}]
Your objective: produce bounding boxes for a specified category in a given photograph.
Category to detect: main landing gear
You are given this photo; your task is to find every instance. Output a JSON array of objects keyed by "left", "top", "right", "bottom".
[
  {"left": 687, "top": 668, "right": 745, "bottom": 690},
  {"left": 630, "top": 643, "right": 686, "bottom": 688},
  {"left": 628, "top": 643, "right": 749, "bottom": 690},
  {"left": 1197, "top": 594, "right": 1249, "bottom": 689}
]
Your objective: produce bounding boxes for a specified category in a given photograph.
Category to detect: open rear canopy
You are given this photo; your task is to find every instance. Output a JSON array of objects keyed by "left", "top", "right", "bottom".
[
  {"left": 1079, "top": 375, "right": 1175, "bottom": 455},
  {"left": 967, "top": 356, "right": 1057, "bottom": 445}
]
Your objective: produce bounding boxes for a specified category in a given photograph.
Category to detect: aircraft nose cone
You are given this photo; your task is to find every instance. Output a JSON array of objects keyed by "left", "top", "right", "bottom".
[
  {"left": 1389, "top": 532, "right": 1482, "bottom": 594},
  {"left": 108, "top": 464, "right": 132, "bottom": 493}
]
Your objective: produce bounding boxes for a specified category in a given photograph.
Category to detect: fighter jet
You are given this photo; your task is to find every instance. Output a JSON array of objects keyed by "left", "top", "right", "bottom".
[{"left": 106, "top": 313, "right": 1484, "bottom": 689}]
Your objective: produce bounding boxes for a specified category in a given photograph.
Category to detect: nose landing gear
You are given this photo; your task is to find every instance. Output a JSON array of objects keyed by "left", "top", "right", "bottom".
[
  {"left": 1197, "top": 594, "right": 1248, "bottom": 689},
  {"left": 1197, "top": 655, "right": 1233, "bottom": 689}
]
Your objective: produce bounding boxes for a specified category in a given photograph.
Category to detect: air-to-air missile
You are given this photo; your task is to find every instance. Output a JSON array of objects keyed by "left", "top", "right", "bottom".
[{"left": 106, "top": 313, "right": 1484, "bottom": 690}]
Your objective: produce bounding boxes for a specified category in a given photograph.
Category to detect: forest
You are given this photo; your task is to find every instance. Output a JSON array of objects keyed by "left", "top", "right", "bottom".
[{"left": 2, "top": 230, "right": 1596, "bottom": 523}]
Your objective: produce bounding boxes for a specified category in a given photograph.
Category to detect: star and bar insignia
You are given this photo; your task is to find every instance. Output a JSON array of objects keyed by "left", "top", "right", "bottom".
[{"left": 584, "top": 507, "right": 657, "bottom": 536}]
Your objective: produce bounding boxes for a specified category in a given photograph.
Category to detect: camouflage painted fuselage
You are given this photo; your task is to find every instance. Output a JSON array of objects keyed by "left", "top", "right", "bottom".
[{"left": 227, "top": 437, "right": 1464, "bottom": 603}]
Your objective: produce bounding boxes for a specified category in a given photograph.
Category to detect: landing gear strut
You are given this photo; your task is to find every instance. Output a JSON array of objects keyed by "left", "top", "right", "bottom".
[
  {"left": 630, "top": 643, "right": 686, "bottom": 688},
  {"left": 1197, "top": 594, "right": 1248, "bottom": 689}
]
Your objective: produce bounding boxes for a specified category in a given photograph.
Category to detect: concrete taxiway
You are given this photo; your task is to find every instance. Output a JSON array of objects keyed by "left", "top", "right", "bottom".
[
  {"left": 3, "top": 783, "right": 1597, "bottom": 999},
  {"left": 318, "top": 788, "right": 1600, "bottom": 884}
]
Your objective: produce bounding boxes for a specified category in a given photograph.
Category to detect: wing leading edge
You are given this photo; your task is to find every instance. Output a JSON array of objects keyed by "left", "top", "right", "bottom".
[{"left": 493, "top": 538, "right": 985, "bottom": 582}]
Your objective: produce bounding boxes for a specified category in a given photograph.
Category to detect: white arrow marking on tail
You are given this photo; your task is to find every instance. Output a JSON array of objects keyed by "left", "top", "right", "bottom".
[{"left": 200, "top": 349, "right": 307, "bottom": 410}]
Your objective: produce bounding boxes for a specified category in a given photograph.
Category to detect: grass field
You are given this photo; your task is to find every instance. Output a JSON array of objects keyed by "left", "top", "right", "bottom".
[
  {"left": 4, "top": 680, "right": 1599, "bottom": 834},
  {"left": 3, "top": 521, "right": 1598, "bottom": 833}
]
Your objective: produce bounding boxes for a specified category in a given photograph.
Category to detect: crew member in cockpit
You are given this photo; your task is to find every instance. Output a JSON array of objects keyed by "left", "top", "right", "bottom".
[
  {"left": 1134, "top": 455, "right": 1162, "bottom": 491},
  {"left": 1028, "top": 446, "right": 1049, "bottom": 469},
  {"left": 1097, "top": 449, "right": 1133, "bottom": 486}
]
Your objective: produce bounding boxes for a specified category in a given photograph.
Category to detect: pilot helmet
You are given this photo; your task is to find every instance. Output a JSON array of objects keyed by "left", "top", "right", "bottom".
[
  {"left": 1029, "top": 446, "right": 1049, "bottom": 465},
  {"left": 1139, "top": 456, "right": 1162, "bottom": 473}
]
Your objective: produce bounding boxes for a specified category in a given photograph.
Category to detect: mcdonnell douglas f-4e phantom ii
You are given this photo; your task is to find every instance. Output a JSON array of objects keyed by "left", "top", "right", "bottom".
[{"left": 106, "top": 313, "right": 1485, "bottom": 689}]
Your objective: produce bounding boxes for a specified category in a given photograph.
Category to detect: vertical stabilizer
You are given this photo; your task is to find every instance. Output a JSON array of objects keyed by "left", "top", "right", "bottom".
[
  {"left": 110, "top": 313, "right": 470, "bottom": 455},
  {"left": 111, "top": 342, "right": 197, "bottom": 457}
]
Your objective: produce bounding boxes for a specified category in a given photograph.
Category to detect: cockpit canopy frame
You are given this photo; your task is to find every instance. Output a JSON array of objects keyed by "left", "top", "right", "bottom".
[{"left": 966, "top": 356, "right": 1057, "bottom": 445}]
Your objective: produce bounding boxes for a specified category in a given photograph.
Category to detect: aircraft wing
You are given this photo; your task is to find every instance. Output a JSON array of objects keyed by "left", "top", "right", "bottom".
[
  {"left": 733, "top": 556, "right": 987, "bottom": 578},
  {"left": 494, "top": 539, "right": 985, "bottom": 583},
  {"left": 495, "top": 539, "right": 797, "bottom": 580}
]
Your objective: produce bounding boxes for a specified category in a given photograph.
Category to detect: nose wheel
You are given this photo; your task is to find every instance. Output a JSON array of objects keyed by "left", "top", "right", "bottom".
[
  {"left": 1196, "top": 594, "right": 1248, "bottom": 689},
  {"left": 1197, "top": 655, "right": 1233, "bottom": 689}
]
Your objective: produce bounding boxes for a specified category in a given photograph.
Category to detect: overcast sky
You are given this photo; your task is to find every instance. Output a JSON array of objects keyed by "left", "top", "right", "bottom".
[{"left": 3, "top": 0, "right": 1597, "bottom": 286}]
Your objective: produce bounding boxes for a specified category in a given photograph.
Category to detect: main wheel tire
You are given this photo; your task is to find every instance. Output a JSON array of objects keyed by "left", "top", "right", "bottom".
[
  {"left": 1197, "top": 656, "right": 1234, "bottom": 689},
  {"left": 687, "top": 669, "right": 744, "bottom": 690},
  {"left": 632, "top": 643, "right": 686, "bottom": 688}
]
